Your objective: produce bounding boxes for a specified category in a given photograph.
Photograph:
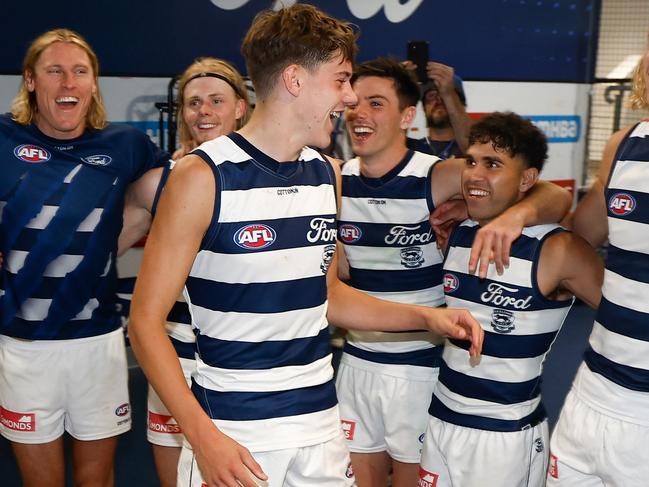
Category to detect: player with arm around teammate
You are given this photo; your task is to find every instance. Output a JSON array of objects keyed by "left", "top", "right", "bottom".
[
  {"left": 0, "top": 29, "right": 168, "bottom": 487},
  {"left": 335, "top": 59, "right": 572, "bottom": 487},
  {"left": 418, "top": 112, "right": 603, "bottom": 487},
  {"left": 128, "top": 5, "right": 483, "bottom": 487}
]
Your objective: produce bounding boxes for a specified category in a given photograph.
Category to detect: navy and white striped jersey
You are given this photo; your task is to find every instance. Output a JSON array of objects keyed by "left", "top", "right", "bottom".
[
  {"left": 0, "top": 114, "right": 168, "bottom": 340},
  {"left": 582, "top": 121, "right": 649, "bottom": 418},
  {"left": 186, "top": 133, "right": 340, "bottom": 451},
  {"left": 431, "top": 221, "right": 573, "bottom": 431},
  {"left": 339, "top": 151, "right": 444, "bottom": 371}
]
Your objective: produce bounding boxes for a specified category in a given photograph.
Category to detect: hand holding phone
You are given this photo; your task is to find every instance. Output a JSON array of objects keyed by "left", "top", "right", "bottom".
[{"left": 407, "top": 40, "right": 429, "bottom": 83}]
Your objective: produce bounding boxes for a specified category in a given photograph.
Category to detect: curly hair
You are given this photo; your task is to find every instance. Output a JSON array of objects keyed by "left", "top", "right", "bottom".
[
  {"left": 11, "top": 28, "right": 107, "bottom": 129},
  {"left": 351, "top": 57, "right": 420, "bottom": 111},
  {"left": 468, "top": 112, "right": 548, "bottom": 171},
  {"left": 629, "top": 51, "right": 649, "bottom": 110},
  {"left": 241, "top": 4, "right": 358, "bottom": 100}
]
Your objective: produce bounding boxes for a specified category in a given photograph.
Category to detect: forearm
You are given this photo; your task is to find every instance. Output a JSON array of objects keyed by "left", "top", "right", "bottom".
[
  {"left": 509, "top": 180, "right": 571, "bottom": 226},
  {"left": 445, "top": 98, "right": 471, "bottom": 153}
]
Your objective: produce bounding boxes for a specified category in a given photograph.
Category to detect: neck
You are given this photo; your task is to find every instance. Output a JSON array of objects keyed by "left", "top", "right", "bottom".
[
  {"left": 427, "top": 125, "right": 455, "bottom": 142},
  {"left": 237, "top": 98, "right": 307, "bottom": 161},
  {"left": 359, "top": 140, "right": 409, "bottom": 178}
]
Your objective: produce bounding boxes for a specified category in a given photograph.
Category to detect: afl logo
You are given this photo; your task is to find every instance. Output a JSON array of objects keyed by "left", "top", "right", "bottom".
[
  {"left": 609, "top": 192, "right": 636, "bottom": 216},
  {"left": 13, "top": 144, "right": 51, "bottom": 163},
  {"left": 115, "top": 403, "right": 130, "bottom": 417},
  {"left": 83, "top": 154, "right": 112, "bottom": 166},
  {"left": 339, "top": 224, "right": 362, "bottom": 243},
  {"left": 444, "top": 273, "right": 459, "bottom": 293},
  {"left": 234, "top": 224, "right": 276, "bottom": 250}
]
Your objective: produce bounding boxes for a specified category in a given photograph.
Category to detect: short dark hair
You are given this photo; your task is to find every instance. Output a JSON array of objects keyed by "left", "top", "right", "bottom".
[
  {"left": 351, "top": 57, "right": 420, "bottom": 111},
  {"left": 468, "top": 112, "right": 548, "bottom": 171},
  {"left": 241, "top": 4, "right": 358, "bottom": 101}
]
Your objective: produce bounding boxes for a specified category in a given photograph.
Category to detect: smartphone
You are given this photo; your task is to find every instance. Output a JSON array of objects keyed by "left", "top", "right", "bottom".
[{"left": 407, "top": 40, "right": 429, "bottom": 83}]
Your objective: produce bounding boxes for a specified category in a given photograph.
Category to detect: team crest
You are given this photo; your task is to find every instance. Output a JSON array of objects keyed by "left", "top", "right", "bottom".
[
  {"left": 401, "top": 246, "right": 424, "bottom": 268},
  {"left": 234, "top": 224, "right": 276, "bottom": 250},
  {"left": 491, "top": 308, "right": 515, "bottom": 333},
  {"left": 443, "top": 273, "right": 459, "bottom": 293},
  {"left": 608, "top": 192, "right": 636, "bottom": 216},
  {"left": 320, "top": 244, "right": 336, "bottom": 274},
  {"left": 82, "top": 154, "right": 112, "bottom": 166},
  {"left": 13, "top": 144, "right": 50, "bottom": 163},
  {"left": 339, "top": 223, "right": 362, "bottom": 243}
]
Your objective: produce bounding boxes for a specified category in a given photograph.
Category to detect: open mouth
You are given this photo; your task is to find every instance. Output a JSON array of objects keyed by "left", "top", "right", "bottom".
[
  {"left": 467, "top": 188, "right": 490, "bottom": 198},
  {"left": 56, "top": 96, "right": 79, "bottom": 108},
  {"left": 197, "top": 123, "right": 217, "bottom": 129}
]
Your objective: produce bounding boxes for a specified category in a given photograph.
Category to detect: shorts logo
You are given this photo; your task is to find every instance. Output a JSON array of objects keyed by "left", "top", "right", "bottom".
[
  {"left": 418, "top": 467, "right": 439, "bottom": 487},
  {"left": 82, "top": 154, "right": 112, "bottom": 166},
  {"left": 321, "top": 244, "right": 336, "bottom": 274},
  {"left": 14, "top": 144, "right": 51, "bottom": 163},
  {"left": 491, "top": 308, "right": 515, "bottom": 333},
  {"left": 339, "top": 224, "right": 362, "bottom": 243},
  {"left": 401, "top": 246, "right": 424, "bottom": 268},
  {"left": 115, "top": 403, "right": 130, "bottom": 417},
  {"left": 148, "top": 412, "right": 181, "bottom": 434},
  {"left": 0, "top": 407, "right": 36, "bottom": 431},
  {"left": 345, "top": 462, "right": 354, "bottom": 478},
  {"left": 444, "top": 273, "right": 459, "bottom": 293},
  {"left": 609, "top": 192, "right": 636, "bottom": 216},
  {"left": 234, "top": 224, "right": 276, "bottom": 250},
  {"left": 419, "top": 433, "right": 425, "bottom": 443},
  {"left": 549, "top": 453, "right": 559, "bottom": 479},
  {"left": 535, "top": 437, "right": 544, "bottom": 453},
  {"left": 341, "top": 420, "right": 356, "bottom": 440}
]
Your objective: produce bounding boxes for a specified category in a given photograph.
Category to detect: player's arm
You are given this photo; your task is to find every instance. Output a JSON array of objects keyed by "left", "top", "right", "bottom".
[
  {"left": 325, "top": 159, "right": 484, "bottom": 357},
  {"left": 128, "top": 155, "right": 266, "bottom": 487},
  {"left": 572, "top": 127, "right": 630, "bottom": 247},
  {"left": 117, "top": 166, "right": 164, "bottom": 256},
  {"left": 537, "top": 231, "right": 604, "bottom": 308}
]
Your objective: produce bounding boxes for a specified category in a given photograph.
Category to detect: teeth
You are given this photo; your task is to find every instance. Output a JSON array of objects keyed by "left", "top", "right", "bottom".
[
  {"left": 469, "top": 189, "right": 489, "bottom": 196},
  {"left": 198, "top": 123, "right": 217, "bottom": 129},
  {"left": 56, "top": 96, "right": 78, "bottom": 103},
  {"left": 354, "top": 127, "right": 373, "bottom": 134}
]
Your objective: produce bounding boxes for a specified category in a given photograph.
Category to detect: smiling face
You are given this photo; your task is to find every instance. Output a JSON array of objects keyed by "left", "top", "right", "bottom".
[
  {"left": 299, "top": 55, "right": 357, "bottom": 149},
  {"left": 463, "top": 142, "right": 538, "bottom": 225},
  {"left": 346, "top": 75, "right": 412, "bottom": 159},
  {"left": 25, "top": 41, "right": 96, "bottom": 140},
  {"left": 182, "top": 76, "right": 245, "bottom": 146}
]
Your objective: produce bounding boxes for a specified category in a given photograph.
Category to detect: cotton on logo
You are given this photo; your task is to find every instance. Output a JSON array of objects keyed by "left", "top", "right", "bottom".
[
  {"left": 339, "top": 224, "right": 362, "bottom": 243},
  {"left": 0, "top": 407, "right": 35, "bottom": 431},
  {"left": 418, "top": 467, "right": 439, "bottom": 487},
  {"left": 148, "top": 412, "right": 181, "bottom": 434},
  {"left": 13, "top": 144, "right": 51, "bottom": 162},
  {"left": 609, "top": 193, "right": 636, "bottom": 216},
  {"left": 234, "top": 224, "right": 276, "bottom": 249},
  {"left": 443, "top": 273, "right": 459, "bottom": 293},
  {"left": 341, "top": 420, "right": 356, "bottom": 440}
]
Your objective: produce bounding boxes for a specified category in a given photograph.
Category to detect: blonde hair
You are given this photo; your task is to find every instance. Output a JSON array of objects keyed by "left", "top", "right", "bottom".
[
  {"left": 176, "top": 57, "right": 250, "bottom": 152},
  {"left": 629, "top": 50, "right": 649, "bottom": 110},
  {"left": 11, "top": 28, "right": 107, "bottom": 129}
]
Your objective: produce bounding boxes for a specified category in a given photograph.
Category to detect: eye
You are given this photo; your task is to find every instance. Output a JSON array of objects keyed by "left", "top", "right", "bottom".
[
  {"left": 188, "top": 99, "right": 201, "bottom": 108},
  {"left": 370, "top": 101, "right": 382, "bottom": 108},
  {"left": 47, "top": 68, "right": 62, "bottom": 75},
  {"left": 466, "top": 158, "right": 476, "bottom": 166},
  {"left": 75, "top": 68, "right": 89, "bottom": 75},
  {"left": 211, "top": 97, "right": 224, "bottom": 105}
]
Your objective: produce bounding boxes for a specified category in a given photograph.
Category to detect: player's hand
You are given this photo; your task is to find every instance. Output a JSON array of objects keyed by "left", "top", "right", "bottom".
[
  {"left": 194, "top": 427, "right": 268, "bottom": 487},
  {"left": 425, "top": 307, "right": 483, "bottom": 358},
  {"left": 470, "top": 210, "right": 525, "bottom": 278},
  {"left": 426, "top": 62, "right": 455, "bottom": 98},
  {"left": 430, "top": 200, "right": 468, "bottom": 250}
]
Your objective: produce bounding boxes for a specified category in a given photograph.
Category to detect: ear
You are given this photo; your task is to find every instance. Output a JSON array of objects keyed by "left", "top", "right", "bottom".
[
  {"left": 519, "top": 167, "right": 539, "bottom": 193},
  {"left": 399, "top": 105, "right": 417, "bottom": 130},
  {"left": 234, "top": 97, "right": 246, "bottom": 120},
  {"left": 24, "top": 70, "right": 35, "bottom": 92},
  {"left": 281, "top": 64, "right": 302, "bottom": 97}
]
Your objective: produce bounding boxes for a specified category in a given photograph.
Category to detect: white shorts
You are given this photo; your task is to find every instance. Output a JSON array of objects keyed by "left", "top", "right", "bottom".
[
  {"left": 0, "top": 328, "right": 131, "bottom": 444},
  {"left": 335, "top": 354, "right": 437, "bottom": 463},
  {"left": 420, "top": 415, "right": 549, "bottom": 487},
  {"left": 548, "top": 387, "right": 649, "bottom": 486},
  {"left": 147, "top": 356, "right": 195, "bottom": 447},
  {"left": 177, "top": 430, "right": 355, "bottom": 487}
]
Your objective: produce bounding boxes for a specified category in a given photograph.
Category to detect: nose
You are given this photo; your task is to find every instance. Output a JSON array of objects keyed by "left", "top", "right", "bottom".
[
  {"left": 61, "top": 71, "right": 75, "bottom": 89},
  {"left": 342, "top": 81, "right": 358, "bottom": 107},
  {"left": 198, "top": 100, "right": 213, "bottom": 116}
]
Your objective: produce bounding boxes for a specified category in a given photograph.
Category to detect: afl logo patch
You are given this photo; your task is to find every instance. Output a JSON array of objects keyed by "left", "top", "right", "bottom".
[
  {"left": 234, "top": 224, "right": 276, "bottom": 250},
  {"left": 13, "top": 144, "right": 51, "bottom": 162},
  {"left": 609, "top": 192, "right": 636, "bottom": 216},
  {"left": 443, "top": 273, "right": 459, "bottom": 293},
  {"left": 339, "top": 224, "right": 362, "bottom": 243},
  {"left": 82, "top": 154, "right": 112, "bottom": 166},
  {"left": 115, "top": 403, "right": 130, "bottom": 417}
]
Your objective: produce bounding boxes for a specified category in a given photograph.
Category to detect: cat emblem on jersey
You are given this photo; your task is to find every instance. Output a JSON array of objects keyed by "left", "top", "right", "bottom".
[
  {"left": 491, "top": 308, "right": 515, "bottom": 333},
  {"left": 400, "top": 246, "right": 424, "bottom": 268}
]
